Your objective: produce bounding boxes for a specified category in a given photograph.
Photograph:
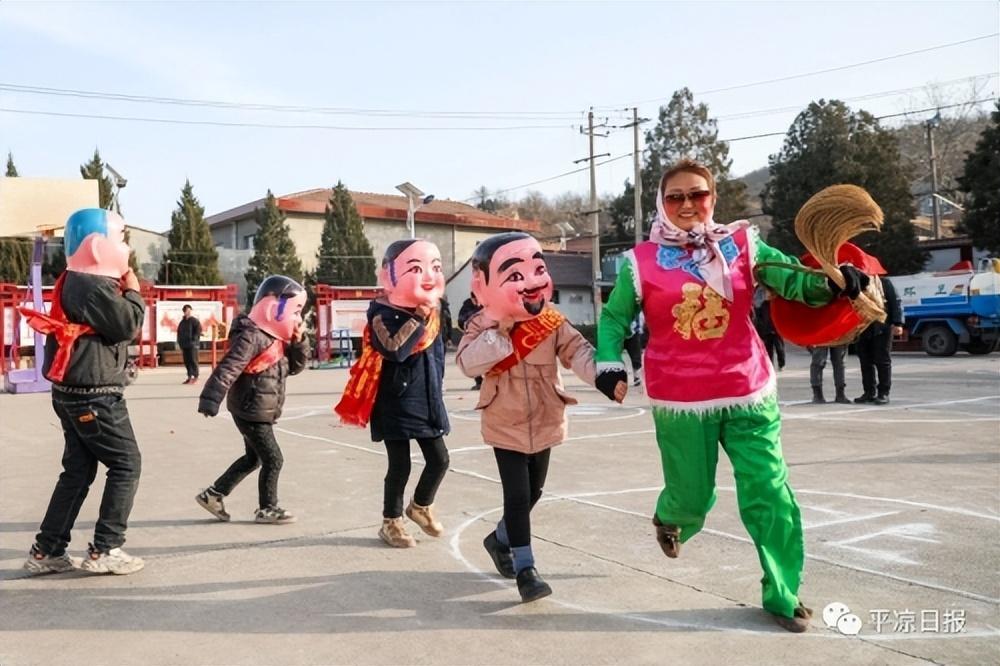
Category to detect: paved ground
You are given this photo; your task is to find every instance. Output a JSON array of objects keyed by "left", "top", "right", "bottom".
[{"left": 1, "top": 347, "right": 998, "bottom": 665}]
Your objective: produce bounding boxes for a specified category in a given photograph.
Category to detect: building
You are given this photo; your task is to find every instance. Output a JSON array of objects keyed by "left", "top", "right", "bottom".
[
  {"left": 446, "top": 251, "right": 596, "bottom": 326},
  {"left": 206, "top": 189, "right": 540, "bottom": 283}
]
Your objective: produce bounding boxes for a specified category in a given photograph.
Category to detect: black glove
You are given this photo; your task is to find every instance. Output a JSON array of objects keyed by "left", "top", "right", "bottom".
[
  {"left": 595, "top": 368, "right": 628, "bottom": 402},
  {"left": 828, "top": 264, "right": 870, "bottom": 300},
  {"left": 198, "top": 398, "right": 219, "bottom": 417}
]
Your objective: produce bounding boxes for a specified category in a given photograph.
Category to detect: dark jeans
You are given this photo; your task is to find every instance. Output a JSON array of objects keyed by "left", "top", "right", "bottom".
[
  {"left": 764, "top": 334, "right": 786, "bottom": 370},
  {"left": 383, "top": 437, "right": 450, "bottom": 518},
  {"left": 624, "top": 334, "right": 643, "bottom": 372},
  {"left": 857, "top": 328, "right": 893, "bottom": 396},
  {"left": 494, "top": 447, "right": 551, "bottom": 548},
  {"left": 213, "top": 416, "right": 283, "bottom": 509},
  {"left": 810, "top": 345, "right": 846, "bottom": 389},
  {"left": 181, "top": 345, "right": 199, "bottom": 379},
  {"left": 36, "top": 392, "right": 141, "bottom": 555}
]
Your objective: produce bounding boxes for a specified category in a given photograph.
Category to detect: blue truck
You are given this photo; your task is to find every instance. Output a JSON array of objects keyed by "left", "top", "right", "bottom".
[{"left": 890, "top": 259, "right": 1000, "bottom": 356}]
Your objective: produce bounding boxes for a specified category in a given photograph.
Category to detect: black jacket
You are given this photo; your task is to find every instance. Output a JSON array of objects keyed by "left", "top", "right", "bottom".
[
  {"left": 198, "top": 314, "right": 308, "bottom": 423},
  {"left": 43, "top": 271, "right": 145, "bottom": 389},
  {"left": 368, "top": 298, "right": 449, "bottom": 442},
  {"left": 861, "top": 276, "right": 904, "bottom": 338},
  {"left": 457, "top": 297, "right": 482, "bottom": 332},
  {"left": 177, "top": 316, "right": 202, "bottom": 349}
]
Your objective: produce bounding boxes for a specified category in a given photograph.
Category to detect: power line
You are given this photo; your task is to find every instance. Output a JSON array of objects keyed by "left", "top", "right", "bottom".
[
  {"left": 600, "top": 33, "right": 999, "bottom": 108},
  {"left": 461, "top": 153, "right": 634, "bottom": 202},
  {"left": 0, "top": 107, "right": 576, "bottom": 132},
  {"left": 0, "top": 82, "right": 593, "bottom": 120},
  {"left": 720, "top": 97, "right": 998, "bottom": 143},
  {"left": 715, "top": 73, "right": 999, "bottom": 121}
]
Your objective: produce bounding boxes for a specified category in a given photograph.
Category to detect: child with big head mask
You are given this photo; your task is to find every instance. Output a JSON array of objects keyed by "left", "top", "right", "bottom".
[
  {"left": 335, "top": 239, "right": 451, "bottom": 548},
  {"left": 196, "top": 275, "right": 309, "bottom": 525},
  {"left": 22, "top": 208, "right": 146, "bottom": 576},
  {"left": 456, "top": 232, "right": 616, "bottom": 603}
]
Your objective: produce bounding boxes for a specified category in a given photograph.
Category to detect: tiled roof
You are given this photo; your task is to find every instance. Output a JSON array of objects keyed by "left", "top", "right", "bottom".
[
  {"left": 542, "top": 252, "right": 593, "bottom": 287},
  {"left": 207, "top": 188, "right": 539, "bottom": 233}
]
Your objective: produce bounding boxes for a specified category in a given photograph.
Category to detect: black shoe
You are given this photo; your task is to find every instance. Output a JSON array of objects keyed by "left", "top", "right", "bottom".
[
  {"left": 873, "top": 394, "right": 890, "bottom": 405},
  {"left": 483, "top": 531, "right": 516, "bottom": 579},
  {"left": 516, "top": 567, "right": 552, "bottom": 603},
  {"left": 854, "top": 394, "right": 875, "bottom": 404},
  {"left": 834, "top": 390, "right": 851, "bottom": 404},
  {"left": 810, "top": 388, "right": 826, "bottom": 404}
]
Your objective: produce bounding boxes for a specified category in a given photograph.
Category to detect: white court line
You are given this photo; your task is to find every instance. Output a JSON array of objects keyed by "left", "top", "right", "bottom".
[
  {"left": 800, "top": 511, "right": 902, "bottom": 530},
  {"left": 782, "top": 395, "right": 1000, "bottom": 421},
  {"left": 275, "top": 425, "right": 1000, "bottom": 606}
]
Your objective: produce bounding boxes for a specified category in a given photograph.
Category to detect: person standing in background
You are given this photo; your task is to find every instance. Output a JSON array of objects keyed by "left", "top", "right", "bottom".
[{"left": 177, "top": 304, "right": 202, "bottom": 385}]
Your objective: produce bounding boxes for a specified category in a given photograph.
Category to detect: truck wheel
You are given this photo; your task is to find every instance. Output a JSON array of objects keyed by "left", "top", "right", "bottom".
[
  {"left": 922, "top": 325, "right": 958, "bottom": 356},
  {"left": 966, "top": 337, "right": 996, "bottom": 355}
]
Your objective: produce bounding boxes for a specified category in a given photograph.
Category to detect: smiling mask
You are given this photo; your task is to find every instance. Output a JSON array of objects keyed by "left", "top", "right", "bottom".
[
  {"left": 378, "top": 239, "right": 445, "bottom": 309},
  {"left": 470, "top": 232, "right": 553, "bottom": 322}
]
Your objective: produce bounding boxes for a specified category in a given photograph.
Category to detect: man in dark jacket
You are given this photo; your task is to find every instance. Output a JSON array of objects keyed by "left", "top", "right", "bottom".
[
  {"left": 854, "top": 275, "right": 904, "bottom": 405},
  {"left": 458, "top": 294, "right": 483, "bottom": 389},
  {"left": 177, "top": 304, "right": 202, "bottom": 384},
  {"left": 195, "top": 276, "right": 309, "bottom": 525},
  {"left": 23, "top": 208, "right": 146, "bottom": 576}
]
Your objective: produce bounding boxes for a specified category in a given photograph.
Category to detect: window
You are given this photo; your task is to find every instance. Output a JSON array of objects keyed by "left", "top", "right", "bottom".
[
  {"left": 243, "top": 234, "right": 255, "bottom": 250},
  {"left": 568, "top": 293, "right": 584, "bottom": 304}
]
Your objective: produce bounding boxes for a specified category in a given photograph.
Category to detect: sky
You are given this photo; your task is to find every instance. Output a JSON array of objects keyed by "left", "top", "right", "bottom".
[{"left": 1, "top": 1, "right": 998, "bottom": 234}]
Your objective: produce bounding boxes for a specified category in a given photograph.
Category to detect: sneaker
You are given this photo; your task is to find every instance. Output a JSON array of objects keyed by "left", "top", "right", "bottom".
[
  {"left": 632, "top": 377, "right": 642, "bottom": 387},
  {"left": 254, "top": 507, "right": 297, "bottom": 524},
  {"left": 515, "top": 567, "right": 552, "bottom": 603},
  {"left": 195, "top": 488, "right": 231, "bottom": 522},
  {"left": 405, "top": 500, "right": 444, "bottom": 537},
  {"left": 854, "top": 393, "right": 876, "bottom": 404},
  {"left": 23, "top": 544, "right": 79, "bottom": 575},
  {"left": 379, "top": 517, "right": 416, "bottom": 548},
  {"left": 483, "top": 531, "right": 516, "bottom": 578},
  {"left": 80, "top": 543, "right": 144, "bottom": 575},
  {"left": 652, "top": 515, "right": 681, "bottom": 558},
  {"left": 771, "top": 603, "right": 813, "bottom": 633}
]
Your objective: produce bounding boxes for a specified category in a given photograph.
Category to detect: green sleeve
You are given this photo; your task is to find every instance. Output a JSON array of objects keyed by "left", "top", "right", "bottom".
[
  {"left": 754, "top": 234, "right": 833, "bottom": 307},
  {"left": 596, "top": 258, "right": 640, "bottom": 364}
]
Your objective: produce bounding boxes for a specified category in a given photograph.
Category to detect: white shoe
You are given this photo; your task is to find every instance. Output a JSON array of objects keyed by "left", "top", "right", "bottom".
[
  {"left": 23, "top": 544, "right": 79, "bottom": 575},
  {"left": 80, "top": 543, "right": 144, "bottom": 575}
]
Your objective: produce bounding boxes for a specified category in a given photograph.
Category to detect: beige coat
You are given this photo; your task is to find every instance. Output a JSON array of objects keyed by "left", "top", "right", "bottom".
[{"left": 456, "top": 311, "right": 596, "bottom": 453}]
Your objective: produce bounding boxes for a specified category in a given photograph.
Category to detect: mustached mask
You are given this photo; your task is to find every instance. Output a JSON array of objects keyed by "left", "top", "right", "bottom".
[
  {"left": 378, "top": 239, "right": 445, "bottom": 309},
  {"left": 470, "top": 232, "right": 553, "bottom": 322},
  {"left": 64, "top": 208, "right": 132, "bottom": 279},
  {"left": 248, "top": 275, "right": 308, "bottom": 342}
]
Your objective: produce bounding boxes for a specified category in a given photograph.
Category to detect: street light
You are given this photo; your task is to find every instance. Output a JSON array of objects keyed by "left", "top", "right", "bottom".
[
  {"left": 396, "top": 182, "right": 435, "bottom": 239},
  {"left": 105, "top": 163, "right": 127, "bottom": 211}
]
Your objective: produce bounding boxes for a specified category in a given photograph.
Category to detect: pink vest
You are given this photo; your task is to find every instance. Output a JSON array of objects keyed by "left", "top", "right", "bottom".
[{"left": 631, "top": 229, "right": 774, "bottom": 410}]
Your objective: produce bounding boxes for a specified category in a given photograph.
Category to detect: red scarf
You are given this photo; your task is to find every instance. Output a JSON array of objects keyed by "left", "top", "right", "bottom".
[
  {"left": 244, "top": 338, "right": 285, "bottom": 374},
  {"left": 334, "top": 311, "right": 440, "bottom": 427},
  {"left": 18, "top": 273, "right": 95, "bottom": 382},
  {"left": 487, "top": 306, "right": 565, "bottom": 376}
]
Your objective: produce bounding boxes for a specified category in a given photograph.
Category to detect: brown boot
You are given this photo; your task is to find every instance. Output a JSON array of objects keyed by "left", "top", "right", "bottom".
[
  {"left": 378, "top": 517, "right": 416, "bottom": 548},
  {"left": 652, "top": 515, "right": 681, "bottom": 558},
  {"left": 405, "top": 500, "right": 444, "bottom": 537},
  {"left": 771, "top": 604, "right": 813, "bottom": 633}
]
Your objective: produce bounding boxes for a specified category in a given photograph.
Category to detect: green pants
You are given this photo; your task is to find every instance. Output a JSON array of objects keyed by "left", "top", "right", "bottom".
[{"left": 651, "top": 394, "right": 804, "bottom": 618}]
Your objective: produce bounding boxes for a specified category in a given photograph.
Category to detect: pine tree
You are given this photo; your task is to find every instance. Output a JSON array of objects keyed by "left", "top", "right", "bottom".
[
  {"left": 762, "top": 100, "right": 926, "bottom": 275},
  {"left": 314, "top": 182, "right": 376, "bottom": 286},
  {"left": 79, "top": 149, "right": 139, "bottom": 274},
  {"left": 244, "top": 191, "right": 304, "bottom": 306},
  {"left": 5, "top": 152, "right": 18, "bottom": 177},
  {"left": 0, "top": 238, "right": 31, "bottom": 283},
  {"left": 957, "top": 103, "right": 1000, "bottom": 254},
  {"left": 157, "top": 180, "right": 222, "bottom": 285},
  {"left": 609, "top": 88, "right": 749, "bottom": 241},
  {"left": 80, "top": 149, "right": 116, "bottom": 212}
]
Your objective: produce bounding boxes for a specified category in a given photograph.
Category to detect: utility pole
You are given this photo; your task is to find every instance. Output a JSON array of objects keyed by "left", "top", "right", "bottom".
[
  {"left": 925, "top": 112, "right": 942, "bottom": 239},
  {"left": 576, "top": 109, "right": 609, "bottom": 322},
  {"left": 621, "top": 107, "right": 649, "bottom": 245}
]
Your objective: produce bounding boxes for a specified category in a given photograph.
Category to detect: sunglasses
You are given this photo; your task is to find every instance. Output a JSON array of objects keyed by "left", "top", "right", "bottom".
[{"left": 663, "top": 190, "right": 712, "bottom": 205}]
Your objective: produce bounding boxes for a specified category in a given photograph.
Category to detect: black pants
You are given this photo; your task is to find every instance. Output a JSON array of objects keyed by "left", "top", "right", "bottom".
[
  {"left": 764, "top": 334, "right": 786, "bottom": 369},
  {"left": 181, "top": 345, "right": 199, "bottom": 379},
  {"left": 623, "top": 334, "right": 643, "bottom": 372},
  {"left": 857, "top": 329, "right": 893, "bottom": 396},
  {"left": 494, "top": 447, "right": 551, "bottom": 548},
  {"left": 213, "top": 416, "right": 283, "bottom": 509},
  {"left": 383, "top": 437, "right": 450, "bottom": 518},
  {"left": 36, "top": 392, "right": 141, "bottom": 555},
  {"left": 810, "top": 345, "right": 846, "bottom": 389}
]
